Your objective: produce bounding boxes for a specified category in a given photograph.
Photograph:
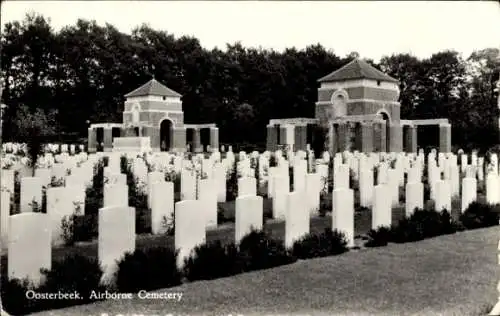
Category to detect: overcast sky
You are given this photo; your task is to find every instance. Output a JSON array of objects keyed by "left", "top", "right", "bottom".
[{"left": 2, "top": 1, "right": 500, "bottom": 62}]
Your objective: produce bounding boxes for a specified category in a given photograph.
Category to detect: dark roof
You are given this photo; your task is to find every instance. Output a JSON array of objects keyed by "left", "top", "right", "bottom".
[
  {"left": 318, "top": 59, "right": 399, "bottom": 83},
  {"left": 125, "top": 78, "right": 182, "bottom": 98}
]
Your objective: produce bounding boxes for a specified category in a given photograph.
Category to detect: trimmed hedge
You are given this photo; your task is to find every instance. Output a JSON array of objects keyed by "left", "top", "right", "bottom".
[
  {"left": 183, "top": 241, "right": 242, "bottom": 281},
  {"left": 459, "top": 202, "right": 500, "bottom": 229},
  {"left": 292, "top": 228, "right": 348, "bottom": 259},
  {"left": 115, "top": 247, "right": 182, "bottom": 292}
]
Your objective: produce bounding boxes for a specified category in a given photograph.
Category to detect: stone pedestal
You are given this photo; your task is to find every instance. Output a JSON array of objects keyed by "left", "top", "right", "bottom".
[
  {"left": 334, "top": 123, "right": 349, "bottom": 153},
  {"left": 294, "top": 124, "right": 307, "bottom": 152},
  {"left": 266, "top": 125, "right": 278, "bottom": 151},
  {"left": 209, "top": 127, "right": 219, "bottom": 152},
  {"left": 103, "top": 128, "right": 113, "bottom": 152},
  {"left": 88, "top": 128, "right": 97, "bottom": 153},
  {"left": 389, "top": 123, "right": 403, "bottom": 152},
  {"left": 193, "top": 128, "right": 202, "bottom": 153},
  {"left": 439, "top": 123, "right": 452, "bottom": 153},
  {"left": 172, "top": 128, "right": 186, "bottom": 152},
  {"left": 404, "top": 125, "right": 418, "bottom": 153}
]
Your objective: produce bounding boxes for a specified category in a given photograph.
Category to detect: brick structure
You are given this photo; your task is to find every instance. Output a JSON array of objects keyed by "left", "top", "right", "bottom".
[
  {"left": 88, "top": 78, "right": 219, "bottom": 153},
  {"left": 267, "top": 58, "right": 453, "bottom": 153}
]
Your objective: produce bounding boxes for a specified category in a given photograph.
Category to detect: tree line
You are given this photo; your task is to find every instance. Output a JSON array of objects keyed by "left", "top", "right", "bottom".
[{"left": 1, "top": 13, "right": 499, "bottom": 150}]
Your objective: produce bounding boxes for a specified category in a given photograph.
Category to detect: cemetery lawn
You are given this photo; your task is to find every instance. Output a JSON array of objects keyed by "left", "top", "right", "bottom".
[{"left": 31, "top": 226, "right": 498, "bottom": 316}]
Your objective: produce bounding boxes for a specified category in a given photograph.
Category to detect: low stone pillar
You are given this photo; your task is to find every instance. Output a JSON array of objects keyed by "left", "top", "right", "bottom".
[
  {"left": 361, "top": 122, "right": 374, "bottom": 152},
  {"left": 389, "top": 123, "right": 403, "bottom": 152},
  {"left": 172, "top": 127, "right": 187, "bottom": 152},
  {"left": 279, "top": 124, "right": 295, "bottom": 151},
  {"left": 336, "top": 122, "right": 348, "bottom": 152},
  {"left": 88, "top": 128, "right": 97, "bottom": 153},
  {"left": 209, "top": 127, "right": 219, "bottom": 152},
  {"left": 266, "top": 125, "right": 278, "bottom": 151},
  {"left": 193, "top": 128, "right": 202, "bottom": 153},
  {"left": 294, "top": 124, "right": 307, "bottom": 152},
  {"left": 404, "top": 125, "right": 418, "bottom": 153},
  {"left": 439, "top": 123, "right": 452, "bottom": 153},
  {"left": 103, "top": 128, "right": 113, "bottom": 152}
]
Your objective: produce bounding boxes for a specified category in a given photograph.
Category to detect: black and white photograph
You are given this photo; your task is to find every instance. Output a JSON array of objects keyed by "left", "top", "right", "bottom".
[{"left": 0, "top": 1, "right": 499, "bottom": 315}]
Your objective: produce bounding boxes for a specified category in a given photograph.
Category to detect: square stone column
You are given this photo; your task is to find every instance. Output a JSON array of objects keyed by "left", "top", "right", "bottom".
[
  {"left": 404, "top": 125, "right": 418, "bottom": 153},
  {"left": 294, "top": 124, "right": 307, "bottom": 152},
  {"left": 192, "top": 128, "right": 202, "bottom": 153},
  {"left": 266, "top": 125, "right": 278, "bottom": 152},
  {"left": 103, "top": 128, "right": 113, "bottom": 152},
  {"left": 361, "top": 122, "right": 374, "bottom": 153},
  {"left": 88, "top": 128, "right": 97, "bottom": 153},
  {"left": 373, "top": 122, "right": 387, "bottom": 152},
  {"left": 279, "top": 124, "right": 295, "bottom": 151},
  {"left": 335, "top": 122, "right": 349, "bottom": 152},
  {"left": 389, "top": 123, "right": 403, "bottom": 153},
  {"left": 209, "top": 127, "right": 219, "bottom": 152},
  {"left": 439, "top": 123, "right": 452, "bottom": 153},
  {"left": 172, "top": 127, "right": 187, "bottom": 152},
  {"left": 328, "top": 124, "right": 337, "bottom": 155}
]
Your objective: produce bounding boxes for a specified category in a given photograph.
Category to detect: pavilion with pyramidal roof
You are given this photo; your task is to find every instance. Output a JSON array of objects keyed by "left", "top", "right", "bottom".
[
  {"left": 266, "top": 58, "right": 452, "bottom": 153},
  {"left": 87, "top": 78, "right": 219, "bottom": 152}
]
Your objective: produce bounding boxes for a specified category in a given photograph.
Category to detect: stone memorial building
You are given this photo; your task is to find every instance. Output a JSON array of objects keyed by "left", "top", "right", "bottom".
[
  {"left": 88, "top": 78, "right": 219, "bottom": 153},
  {"left": 266, "top": 59, "right": 452, "bottom": 153}
]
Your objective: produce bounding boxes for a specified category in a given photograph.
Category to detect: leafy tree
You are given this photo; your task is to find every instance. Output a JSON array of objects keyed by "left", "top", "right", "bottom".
[{"left": 13, "top": 105, "right": 58, "bottom": 175}]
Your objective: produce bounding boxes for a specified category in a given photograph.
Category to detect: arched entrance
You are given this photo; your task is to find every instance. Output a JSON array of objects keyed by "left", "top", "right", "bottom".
[{"left": 160, "top": 119, "right": 173, "bottom": 152}]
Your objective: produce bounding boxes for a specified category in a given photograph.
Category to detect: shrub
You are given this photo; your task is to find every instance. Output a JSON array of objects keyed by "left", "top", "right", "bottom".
[
  {"left": 183, "top": 240, "right": 242, "bottom": 281},
  {"left": 73, "top": 214, "right": 98, "bottom": 242},
  {"left": 161, "top": 215, "right": 175, "bottom": 236},
  {"left": 292, "top": 228, "right": 348, "bottom": 259},
  {"left": 365, "top": 226, "right": 392, "bottom": 247},
  {"left": 238, "top": 230, "right": 296, "bottom": 271},
  {"left": 459, "top": 202, "right": 500, "bottom": 229},
  {"left": 391, "top": 209, "right": 458, "bottom": 243},
  {"left": 61, "top": 215, "right": 76, "bottom": 246},
  {"left": 1, "top": 277, "right": 38, "bottom": 315},
  {"left": 116, "top": 247, "right": 181, "bottom": 292},
  {"left": 40, "top": 254, "right": 104, "bottom": 305}
]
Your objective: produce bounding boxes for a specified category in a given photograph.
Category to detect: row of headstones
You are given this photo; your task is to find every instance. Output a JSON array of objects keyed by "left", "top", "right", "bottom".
[
  {"left": 9, "top": 162, "right": 498, "bottom": 288},
  {"left": 0, "top": 148, "right": 495, "bottom": 249},
  {"left": 3, "top": 148, "right": 491, "bottom": 253},
  {"left": 1, "top": 147, "right": 495, "bottom": 246},
  {"left": 2, "top": 143, "right": 86, "bottom": 155}
]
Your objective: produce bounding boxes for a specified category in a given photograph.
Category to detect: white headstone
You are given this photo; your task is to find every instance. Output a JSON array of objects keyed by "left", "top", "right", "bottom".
[
  {"left": 238, "top": 177, "right": 257, "bottom": 197},
  {"left": 272, "top": 175, "right": 288, "bottom": 220},
  {"left": 98, "top": 206, "right": 136, "bottom": 285},
  {"left": 20, "top": 177, "right": 42, "bottom": 213},
  {"left": 372, "top": 185, "right": 392, "bottom": 229},
  {"left": 235, "top": 195, "right": 263, "bottom": 244},
  {"left": 305, "top": 173, "right": 321, "bottom": 215},
  {"left": 332, "top": 188, "right": 355, "bottom": 248},
  {"left": 405, "top": 182, "right": 424, "bottom": 217},
  {"left": 175, "top": 200, "right": 206, "bottom": 269},
  {"left": 8, "top": 213, "right": 51, "bottom": 286},
  {"left": 198, "top": 179, "right": 218, "bottom": 228},
  {"left": 103, "top": 184, "right": 128, "bottom": 208},
  {"left": 1, "top": 191, "right": 11, "bottom": 247},
  {"left": 46, "top": 187, "right": 73, "bottom": 246},
  {"left": 461, "top": 177, "right": 477, "bottom": 212},
  {"left": 151, "top": 181, "right": 174, "bottom": 234},
  {"left": 285, "top": 191, "right": 309, "bottom": 249}
]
